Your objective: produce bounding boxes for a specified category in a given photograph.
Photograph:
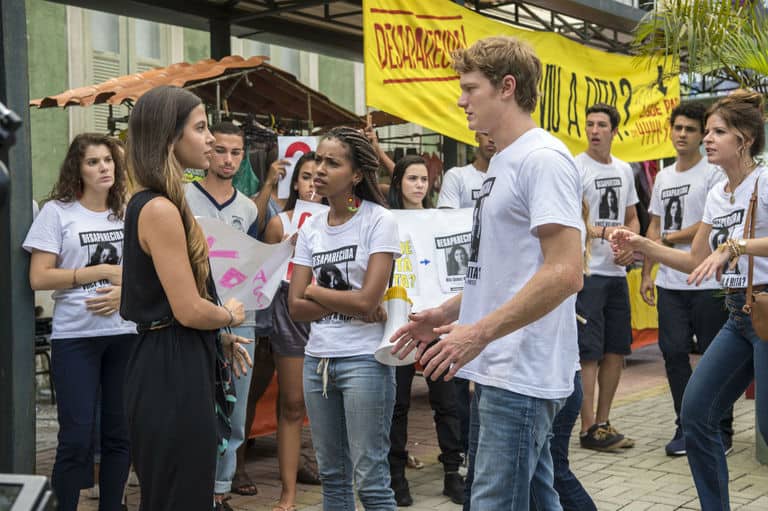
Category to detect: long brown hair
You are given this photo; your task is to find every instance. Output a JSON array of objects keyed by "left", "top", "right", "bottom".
[
  {"left": 47, "top": 133, "right": 128, "bottom": 220},
  {"left": 127, "top": 85, "right": 210, "bottom": 298}
]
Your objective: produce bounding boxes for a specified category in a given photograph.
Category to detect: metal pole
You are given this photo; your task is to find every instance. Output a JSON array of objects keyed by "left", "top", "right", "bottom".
[{"left": 0, "top": 0, "right": 36, "bottom": 474}]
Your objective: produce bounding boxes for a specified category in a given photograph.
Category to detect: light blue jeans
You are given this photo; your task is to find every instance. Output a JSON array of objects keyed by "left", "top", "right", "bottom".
[
  {"left": 214, "top": 326, "right": 256, "bottom": 494},
  {"left": 303, "top": 354, "right": 396, "bottom": 511},
  {"left": 469, "top": 383, "right": 565, "bottom": 511},
  {"left": 681, "top": 292, "right": 768, "bottom": 511}
]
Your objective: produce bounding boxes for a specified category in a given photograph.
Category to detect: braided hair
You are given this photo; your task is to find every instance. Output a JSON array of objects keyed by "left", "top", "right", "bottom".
[{"left": 321, "top": 126, "right": 387, "bottom": 207}]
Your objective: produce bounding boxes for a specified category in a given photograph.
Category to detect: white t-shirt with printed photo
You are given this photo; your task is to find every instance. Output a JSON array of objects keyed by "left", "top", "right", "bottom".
[
  {"left": 577, "top": 152, "right": 639, "bottom": 277},
  {"left": 23, "top": 200, "right": 136, "bottom": 340},
  {"left": 702, "top": 166, "right": 768, "bottom": 288},
  {"left": 293, "top": 200, "right": 401, "bottom": 358},
  {"left": 649, "top": 159, "right": 724, "bottom": 290},
  {"left": 437, "top": 164, "right": 487, "bottom": 209},
  {"left": 455, "top": 128, "right": 584, "bottom": 400}
]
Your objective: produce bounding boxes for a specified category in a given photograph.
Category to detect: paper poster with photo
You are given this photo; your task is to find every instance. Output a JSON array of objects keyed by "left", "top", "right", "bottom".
[
  {"left": 197, "top": 217, "right": 293, "bottom": 310},
  {"left": 277, "top": 136, "right": 318, "bottom": 199},
  {"left": 433, "top": 231, "right": 472, "bottom": 293},
  {"left": 390, "top": 208, "right": 473, "bottom": 311}
]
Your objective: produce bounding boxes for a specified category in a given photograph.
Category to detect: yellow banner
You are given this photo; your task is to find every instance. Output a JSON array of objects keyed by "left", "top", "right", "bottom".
[{"left": 363, "top": 0, "right": 680, "bottom": 161}]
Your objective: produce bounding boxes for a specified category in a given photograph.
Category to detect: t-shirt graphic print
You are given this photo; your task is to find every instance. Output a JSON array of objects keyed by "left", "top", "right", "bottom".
[
  {"left": 313, "top": 245, "right": 356, "bottom": 324},
  {"left": 81, "top": 229, "right": 124, "bottom": 290},
  {"left": 710, "top": 209, "right": 745, "bottom": 288},
  {"left": 662, "top": 186, "right": 688, "bottom": 232},
  {"left": 467, "top": 177, "right": 495, "bottom": 285},
  {"left": 597, "top": 179, "right": 621, "bottom": 221}
]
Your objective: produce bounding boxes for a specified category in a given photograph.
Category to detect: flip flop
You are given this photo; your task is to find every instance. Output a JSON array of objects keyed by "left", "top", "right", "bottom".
[
  {"left": 271, "top": 505, "right": 297, "bottom": 511},
  {"left": 231, "top": 472, "right": 258, "bottom": 496}
]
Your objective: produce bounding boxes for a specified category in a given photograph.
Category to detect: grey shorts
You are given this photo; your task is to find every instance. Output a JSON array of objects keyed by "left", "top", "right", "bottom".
[{"left": 270, "top": 281, "right": 309, "bottom": 357}]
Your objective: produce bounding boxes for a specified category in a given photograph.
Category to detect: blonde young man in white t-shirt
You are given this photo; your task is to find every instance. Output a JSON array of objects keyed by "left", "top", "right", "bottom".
[
  {"left": 437, "top": 132, "right": 496, "bottom": 209},
  {"left": 576, "top": 103, "right": 640, "bottom": 452},
  {"left": 642, "top": 103, "right": 732, "bottom": 457},
  {"left": 392, "top": 36, "right": 584, "bottom": 510}
]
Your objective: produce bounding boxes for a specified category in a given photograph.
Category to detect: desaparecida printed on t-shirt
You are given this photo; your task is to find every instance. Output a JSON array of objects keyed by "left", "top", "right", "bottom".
[
  {"left": 595, "top": 177, "right": 622, "bottom": 223},
  {"left": 710, "top": 209, "right": 745, "bottom": 288},
  {"left": 661, "top": 185, "right": 689, "bottom": 232},
  {"left": 80, "top": 229, "right": 124, "bottom": 291},
  {"left": 313, "top": 245, "right": 357, "bottom": 324},
  {"left": 466, "top": 177, "right": 495, "bottom": 285}
]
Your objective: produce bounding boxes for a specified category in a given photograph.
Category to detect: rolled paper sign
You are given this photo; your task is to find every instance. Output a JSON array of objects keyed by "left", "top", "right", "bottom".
[{"left": 375, "top": 286, "right": 416, "bottom": 366}]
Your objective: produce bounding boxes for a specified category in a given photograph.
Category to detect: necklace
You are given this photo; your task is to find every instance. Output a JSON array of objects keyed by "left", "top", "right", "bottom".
[{"left": 728, "top": 166, "right": 756, "bottom": 204}]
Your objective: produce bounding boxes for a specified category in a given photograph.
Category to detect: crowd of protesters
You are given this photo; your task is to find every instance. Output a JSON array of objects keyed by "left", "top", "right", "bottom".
[{"left": 25, "top": 35, "right": 768, "bottom": 511}]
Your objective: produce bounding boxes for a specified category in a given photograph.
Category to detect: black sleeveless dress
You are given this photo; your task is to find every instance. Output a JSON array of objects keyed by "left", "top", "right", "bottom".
[{"left": 121, "top": 190, "right": 217, "bottom": 511}]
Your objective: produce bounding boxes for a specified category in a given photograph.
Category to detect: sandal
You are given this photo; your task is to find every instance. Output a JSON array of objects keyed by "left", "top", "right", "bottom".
[
  {"left": 407, "top": 455, "right": 424, "bottom": 469},
  {"left": 271, "top": 505, "right": 297, "bottom": 511},
  {"left": 231, "top": 472, "right": 258, "bottom": 496}
]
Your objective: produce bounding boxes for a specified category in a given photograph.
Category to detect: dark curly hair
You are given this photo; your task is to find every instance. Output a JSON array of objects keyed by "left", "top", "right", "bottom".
[
  {"left": 321, "top": 126, "right": 387, "bottom": 207},
  {"left": 47, "top": 133, "right": 128, "bottom": 220}
]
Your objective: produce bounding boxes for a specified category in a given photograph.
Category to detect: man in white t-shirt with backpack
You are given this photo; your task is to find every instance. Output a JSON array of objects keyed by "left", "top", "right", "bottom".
[
  {"left": 392, "top": 36, "right": 585, "bottom": 510},
  {"left": 575, "top": 103, "right": 640, "bottom": 452},
  {"left": 642, "top": 102, "right": 732, "bottom": 457}
]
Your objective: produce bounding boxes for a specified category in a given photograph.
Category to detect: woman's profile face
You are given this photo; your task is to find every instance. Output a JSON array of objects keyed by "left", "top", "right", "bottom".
[
  {"left": 607, "top": 190, "right": 616, "bottom": 207},
  {"left": 670, "top": 200, "right": 679, "bottom": 217},
  {"left": 174, "top": 104, "right": 214, "bottom": 170}
]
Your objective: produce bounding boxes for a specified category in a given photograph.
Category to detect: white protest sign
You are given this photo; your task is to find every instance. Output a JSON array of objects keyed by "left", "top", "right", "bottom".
[
  {"left": 390, "top": 208, "right": 474, "bottom": 311},
  {"left": 198, "top": 217, "right": 293, "bottom": 310},
  {"left": 277, "top": 136, "right": 317, "bottom": 200}
]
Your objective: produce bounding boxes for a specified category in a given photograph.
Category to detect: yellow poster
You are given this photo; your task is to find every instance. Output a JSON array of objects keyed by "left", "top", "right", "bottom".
[{"left": 363, "top": 0, "right": 679, "bottom": 161}]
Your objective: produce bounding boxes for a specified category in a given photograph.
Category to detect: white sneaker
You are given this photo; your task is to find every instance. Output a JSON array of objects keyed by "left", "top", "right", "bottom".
[{"left": 128, "top": 469, "right": 139, "bottom": 487}]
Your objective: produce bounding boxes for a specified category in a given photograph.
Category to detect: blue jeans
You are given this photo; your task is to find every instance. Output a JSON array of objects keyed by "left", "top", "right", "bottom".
[
  {"left": 681, "top": 292, "right": 768, "bottom": 511},
  {"left": 467, "top": 383, "right": 565, "bottom": 510},
  {"left": 51, "top": 334, "right": 136, "bottom": 511},
  {"left": 215, "top": 326, "right": 256, "bottom": 494},
  {"left": 544, "top": 371, "right": 596, "bottom": 511},
  {"left": 303, "top": 354, "right": 396, "bottom": 511}
]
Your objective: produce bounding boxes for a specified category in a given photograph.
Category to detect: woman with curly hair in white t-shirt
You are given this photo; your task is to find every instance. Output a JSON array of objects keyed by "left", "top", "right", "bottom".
[
  {"left": 23, "top": 133, "right": 136, "bottom": 511},
  {"left": 289, "top": 127, "right": 401, "bottom": 510}
]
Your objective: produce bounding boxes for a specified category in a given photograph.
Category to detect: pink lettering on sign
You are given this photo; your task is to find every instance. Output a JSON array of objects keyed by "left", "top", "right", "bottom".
[
  {"left": 207, "top": 236, "right": 239, "bottom": 259},
  {"left": 220, "top": 267, "right": 247, "bottom": 289}
]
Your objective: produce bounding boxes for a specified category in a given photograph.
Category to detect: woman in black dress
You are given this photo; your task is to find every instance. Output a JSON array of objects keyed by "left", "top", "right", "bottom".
[{"left": 120, "top": 85, "right": 246, "bottom": 511}]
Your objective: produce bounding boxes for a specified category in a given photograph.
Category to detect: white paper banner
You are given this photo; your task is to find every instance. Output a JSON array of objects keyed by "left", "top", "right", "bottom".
[
  {"left": 390, "top": 208, "right": 474, "bottom": 311},
  {"left": 277, "top": 136, "right": 318, "bottom": 200},
  {"left": 289, "top": 200, "right": 329, "bottom": 235},
  {"left": 198, "top": 217, "right": 293, "bottom": 310}
]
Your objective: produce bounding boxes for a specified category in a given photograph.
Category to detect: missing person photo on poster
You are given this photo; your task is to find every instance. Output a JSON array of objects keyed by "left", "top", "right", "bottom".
[{"left": 434, "top": 231, "right": 471, "bottom": 293}]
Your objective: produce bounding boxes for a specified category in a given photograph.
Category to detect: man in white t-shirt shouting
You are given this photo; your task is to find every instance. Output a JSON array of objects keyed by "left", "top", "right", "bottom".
[
  {"left": 642, "top": 103, "right": 732, "bottom": 456},
  {"left": 392, "top": 36, "right": 585, "bottom": 510},
  {"left": 437, "top": 131, "right": 496, "bottom": 209},
  {"left": 575, "top": 103, "right": 640, "bottom": 452}
]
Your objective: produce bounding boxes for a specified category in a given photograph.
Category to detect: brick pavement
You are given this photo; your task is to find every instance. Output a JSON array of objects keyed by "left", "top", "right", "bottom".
[{"left": 35, "top": 343, "right": 768, "bottom": 510}]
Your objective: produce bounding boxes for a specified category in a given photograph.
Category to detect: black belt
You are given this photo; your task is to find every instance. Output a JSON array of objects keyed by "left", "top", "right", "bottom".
[
  {"left": 136, "top": 316, "right": 177, "bottom": 332},
  {"left": 726, "top": 285, "right": 768, "bottom": 294}
]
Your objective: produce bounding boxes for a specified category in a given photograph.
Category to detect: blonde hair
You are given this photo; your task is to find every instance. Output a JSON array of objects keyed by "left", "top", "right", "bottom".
[
  {"left": 127, "top": 86, "right": 211, "bottom": 298},
  {"left": 451, "top": 36, "right": 541, "bottom": 113}
]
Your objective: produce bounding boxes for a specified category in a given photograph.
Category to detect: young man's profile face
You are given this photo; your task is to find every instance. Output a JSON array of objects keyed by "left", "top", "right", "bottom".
[
  {"left": 670, "top": 115, "right": 703, "bottom": 156},
  {"left": 585, "top": 112, "right": 616, "bottom": 154},
  {"left": 458, "top": 70, "right": 499, "bottom": 133}
]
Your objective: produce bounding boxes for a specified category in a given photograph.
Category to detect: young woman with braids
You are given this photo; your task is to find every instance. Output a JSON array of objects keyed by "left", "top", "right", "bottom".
[
  {"left": 289, "top": 127, "right": 401, "bottom": 510},
  {"left": 120, "top": 85, "right": 245, "bottom": 511},
  {"left": 24, "top": 133, "right": 135, "bottom": 511}
]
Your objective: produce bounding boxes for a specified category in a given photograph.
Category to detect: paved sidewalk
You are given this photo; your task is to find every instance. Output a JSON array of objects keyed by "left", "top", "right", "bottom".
[{"left": 35, "top": 344, "right": 768, "bottom": 510}]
